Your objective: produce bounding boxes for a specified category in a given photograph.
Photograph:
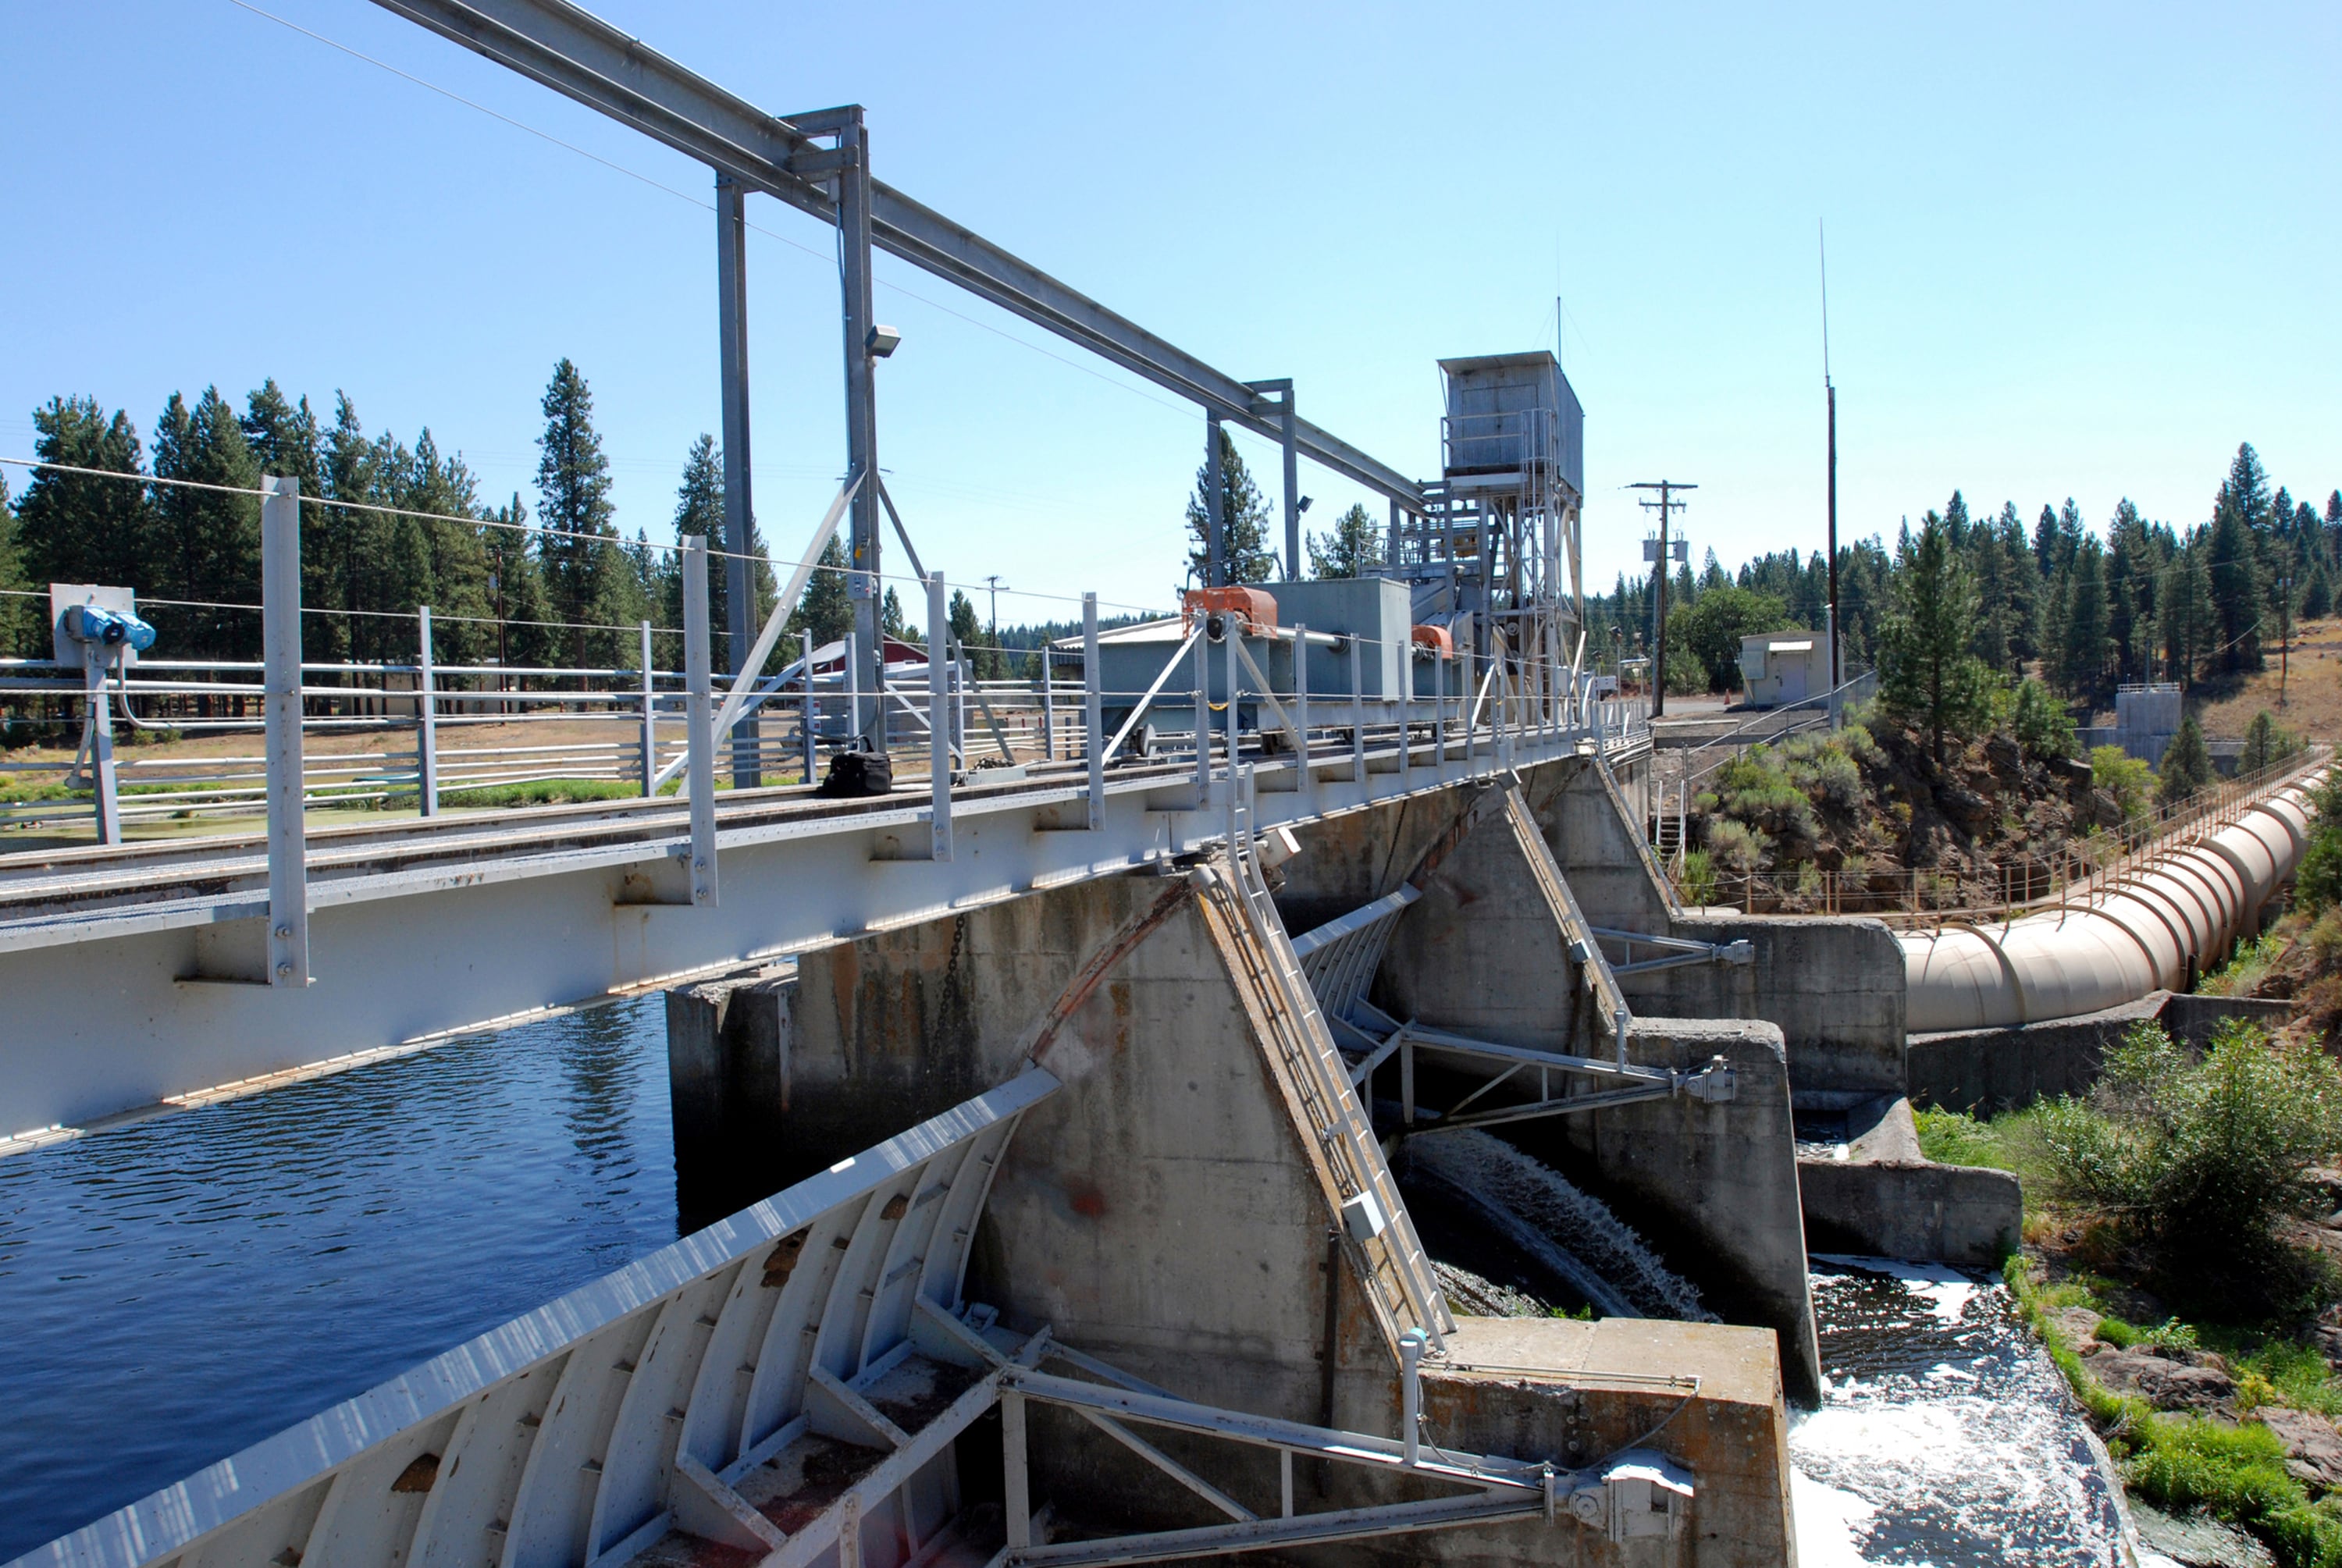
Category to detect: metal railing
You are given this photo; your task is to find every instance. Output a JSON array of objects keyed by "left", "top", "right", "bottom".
[{"left": 5, "top": 482, "right": 1643, "bottom": 985}]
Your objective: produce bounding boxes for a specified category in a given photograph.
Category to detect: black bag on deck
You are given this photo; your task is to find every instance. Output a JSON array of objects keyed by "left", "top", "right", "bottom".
[{"left": 816, "top": 738, "right": 892, "bottom": 798}]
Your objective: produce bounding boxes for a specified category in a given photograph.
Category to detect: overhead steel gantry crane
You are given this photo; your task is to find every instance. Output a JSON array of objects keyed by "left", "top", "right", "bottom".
[{"left": 370, "top": 0, "right": 1429, "bottom": 773}]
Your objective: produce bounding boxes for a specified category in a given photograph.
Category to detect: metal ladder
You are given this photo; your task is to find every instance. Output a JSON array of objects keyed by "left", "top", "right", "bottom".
[{"left": 1221, "top": 770, "right": 1456, "bottom": 1352}]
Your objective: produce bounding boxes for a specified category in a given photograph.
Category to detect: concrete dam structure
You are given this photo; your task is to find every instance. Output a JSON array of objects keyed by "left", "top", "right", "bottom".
[{"left": 18, "top": 752, "right": 1846, "bottom": 1568}]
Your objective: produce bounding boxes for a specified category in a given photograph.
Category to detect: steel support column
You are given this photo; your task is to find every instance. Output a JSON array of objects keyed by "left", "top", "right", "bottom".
[
  {"left": 716, "top": 172, "right": 761, "bottom": 786},
  {"left": 831, "top": 108, "right": 884, "bottom": 746},
  {"left": 1205, "top": 413, "right": 1226, "bottom": 588},
  {"left": 261, "top": 475, "right": 308, "bottom": 987}
]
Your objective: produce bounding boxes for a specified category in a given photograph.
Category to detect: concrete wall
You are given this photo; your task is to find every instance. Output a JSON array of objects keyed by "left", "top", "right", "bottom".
[
  {"left": 1794, "top": 1095, "right": 2022, "bottom": 1268},
  {"left": 1908, "top": 990, "right": 2298, "bottom": 1112},
  {"left": 1629, "top": 915, "right": 1909, "bottom": 1098},
  {"left": 662, "top": 965, "right": 792, "bottom": 1221},
  {"left": 1510, "top": 1016, "right": 1823, "bottom": 1407},
  {"left": 1525, "top": 756, "right": 1910, "bottom": 1099}
]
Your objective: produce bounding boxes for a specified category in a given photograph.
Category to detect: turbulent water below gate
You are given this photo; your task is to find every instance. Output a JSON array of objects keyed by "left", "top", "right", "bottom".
[
  {"left": 0, "top": 1008, "right": 2131, "bottom": 1565},
  {"left": 1794, "top": 1257, "right": 2130, "bottom": 1566}
]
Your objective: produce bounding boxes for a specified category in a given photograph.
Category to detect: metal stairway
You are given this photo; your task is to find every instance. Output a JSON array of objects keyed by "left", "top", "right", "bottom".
[{"left": 1216, "top": 773, "right": 1456, "bottom": 1354}]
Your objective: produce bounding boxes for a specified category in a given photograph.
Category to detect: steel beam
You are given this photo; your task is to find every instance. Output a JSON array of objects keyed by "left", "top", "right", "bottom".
[{"left": 366, "top": 0, "right": 1424, "bottom": 507}]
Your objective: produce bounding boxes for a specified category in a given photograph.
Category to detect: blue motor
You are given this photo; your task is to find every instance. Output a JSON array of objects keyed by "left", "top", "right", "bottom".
[{"left": 65, "top": 603, "right": 158, "bottom": 653}]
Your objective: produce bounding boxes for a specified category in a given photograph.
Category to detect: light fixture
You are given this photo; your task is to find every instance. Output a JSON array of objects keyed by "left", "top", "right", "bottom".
[
  {"left": 867, "top": 324, "right": 902, "bottom": 358},
  {"left": 1297, "top": 496, "right": 1314, "bottom": 514}
]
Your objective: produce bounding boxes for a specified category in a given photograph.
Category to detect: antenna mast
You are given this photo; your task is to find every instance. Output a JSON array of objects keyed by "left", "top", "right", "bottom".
[{"left": 1821, "top": 221, "right": 1840, "bottom": 692}]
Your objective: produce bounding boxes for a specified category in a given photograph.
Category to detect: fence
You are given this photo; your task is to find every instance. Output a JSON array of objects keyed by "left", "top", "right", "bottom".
[{"left": 1671, "top": 741, "right": 2330, "bottom": 925}]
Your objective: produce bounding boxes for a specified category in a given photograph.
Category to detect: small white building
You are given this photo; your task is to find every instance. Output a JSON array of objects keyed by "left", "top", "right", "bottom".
[{"left": 1740, "top": 631, "right": 1828, "bottom": 708}]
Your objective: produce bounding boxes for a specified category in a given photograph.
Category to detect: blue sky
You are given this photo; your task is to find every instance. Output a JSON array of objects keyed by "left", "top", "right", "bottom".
[{"left": 3, "top": 1, "right": 2335, "bottom": 626}]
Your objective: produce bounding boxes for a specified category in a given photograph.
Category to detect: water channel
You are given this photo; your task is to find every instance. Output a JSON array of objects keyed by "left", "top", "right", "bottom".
[{"left": 0, "top": 1005, "right": 2132, "bottom": 1564}]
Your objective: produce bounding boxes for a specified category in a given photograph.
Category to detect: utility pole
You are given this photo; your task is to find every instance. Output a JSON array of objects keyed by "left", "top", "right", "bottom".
[
  {"left": 1821, "top": 221, "right": 1841, "bottom": 692},
  {"left": 2280, "top": 569, "right": 2292, "bottom": 708},
  {"left": 1631, "top": 482, "right": 1696, "bottom": 719},
  {"left": 984, "top": 574, "right": 1008, "bottom": 676}
]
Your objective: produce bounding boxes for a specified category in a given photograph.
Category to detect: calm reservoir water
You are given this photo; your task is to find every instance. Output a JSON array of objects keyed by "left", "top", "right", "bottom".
[{"left": 0, "top": 997, "right": 680, "bottom": 1560}]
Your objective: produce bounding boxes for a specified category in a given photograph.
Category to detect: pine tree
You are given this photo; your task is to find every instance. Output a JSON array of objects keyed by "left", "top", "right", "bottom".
[
  {"left": 240, "top": 382, "right": 335, "bottom": 660},
  {"left": 2058, "top": 536, "right": 2110, "bottom": 697},
  {"left": 788, "top": 536, "right": 854, "bottom": 649},
  {"left": 533, "top": 358, "right": 625, "bottom": 665},
  {"left": 2208, "top": 488, "right": 2263, "bottom": 674},
  {"left": 1306, "top": 502, "right": 1384, "bottom": 579},
  {"left": 2162, "top": 544, "right": 2215, "bottom": 685},
  {"left": 486, "top": 494, "right": 557, "bottom": 671},
  {"left": 149, "top": 388, "right": 261, "bottom": 657},
  {"left": 1879, "top": 511, "right": 1993, "bottom": 762},
  {"left": 399, "top": 429, "right": 493, "bottom": 663},
  {"left": 948, "top": 589, "right": 998, "bottom": 677},
  {"left": 2033, "top": 504, "right": 2060, "bottom": 575},
  {"left": 671, "top": 434, "right": 774, "bottom": 674},
  {"left": 2157, "top": 712, "right": 2213, "bottom": 805},
  {"left": 319, "top": 393, "right": 384, "bottom": 664},
  {"left": 1183, "top": 428, "right": 1277, "bottom": 585},
  {"left": 0, "top": 474, "right": 29, "bottom": 656},
  {"left": 16, "top": 396, "right": 150, "bottom": 592},
  {"left": 1996, "top": 503, "right": 2042, "bottom": 663}
]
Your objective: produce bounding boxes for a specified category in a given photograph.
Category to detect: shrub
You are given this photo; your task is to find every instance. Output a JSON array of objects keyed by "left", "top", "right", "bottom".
[
  {"left": 2038, "top": 1020, "right": 2342, "bottom": 1305},
  {"left": 2297, "top": 772, "right": 2342, "bottom": 912},
  {"left": 1704, "top": 818, "right": 1768, "bottom": 876},
  {"left": 2008, "top": 677, "right": 2078, "bottom": 759},
  {"left": 2091, "top": 745, "right": 2155, "bottom": 825},
  {"left": 1677, "top": 848, "right": 1718, "bottom": 906}
]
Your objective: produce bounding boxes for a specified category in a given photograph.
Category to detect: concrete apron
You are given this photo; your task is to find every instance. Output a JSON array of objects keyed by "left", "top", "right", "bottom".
[
  {"left": 672, "top": 839, "right": 1796, "bottom": 1563},
  {"left": 1275, "top": 777, "right": 1824, "bottom": 1406}
]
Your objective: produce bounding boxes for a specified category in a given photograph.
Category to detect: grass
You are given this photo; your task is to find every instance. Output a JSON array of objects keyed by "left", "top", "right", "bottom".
[
  {"left": 2005, "top": 1255, "right": 2342, "bottom": 1566},
  {"left": 2207, "top": 930, "right": 2289, "bottom": 997}
]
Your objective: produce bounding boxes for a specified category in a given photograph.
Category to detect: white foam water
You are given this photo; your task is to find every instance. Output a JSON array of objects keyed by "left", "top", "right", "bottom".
[
  {"left": 1401, "top": 1129, "right": 1716, "bottom": 1321},
  {"left": 1792, "top": 1257, "right": 2130, "bottom": 1567}
]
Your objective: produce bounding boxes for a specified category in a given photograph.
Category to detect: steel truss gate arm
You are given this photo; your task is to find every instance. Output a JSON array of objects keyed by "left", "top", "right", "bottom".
[{"left": 368, "top": 0, "right": 1426, "bottom": 507}]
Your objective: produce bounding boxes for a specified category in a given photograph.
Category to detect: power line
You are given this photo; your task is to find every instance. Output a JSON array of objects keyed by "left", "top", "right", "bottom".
[{"left": 223, "top": 0, "right": 1194, "bottom": 422}]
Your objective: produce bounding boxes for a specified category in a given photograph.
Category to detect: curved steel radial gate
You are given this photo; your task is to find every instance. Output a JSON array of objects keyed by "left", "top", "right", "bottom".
[{"left": 16, "top": 1072, "right": 1060, "bottom": 1568}]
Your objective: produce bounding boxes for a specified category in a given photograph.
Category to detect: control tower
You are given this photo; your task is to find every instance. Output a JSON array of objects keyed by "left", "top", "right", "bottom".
[{"left": 1393, "top": 351, "right": 1586, "bottom": 674}]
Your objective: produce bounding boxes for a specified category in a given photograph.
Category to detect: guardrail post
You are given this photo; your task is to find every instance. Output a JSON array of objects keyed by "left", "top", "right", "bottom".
[
  {"left": 801, "top": 629, "right": 817, "bottom": 784},
  {"left": 845, "top": 630, "right": 860, "bottom": 746},
  {"left": 416, "top": 606, "right": 439, "bottom": 817},
  {"left": 1192, "top": 619, "right": 1210, "bottom": 806},
  {"left": 1225, "top": 615, "right": 1242, "bottom": 797},
  {"left": 929, "top": 571, "right": 952, "bottom": 861},
  {"left": 80, "top": 639, "right": 121, "bottom": 845},
  {"left": 1293, "top": 622, "right": 1310, "bottom": 797},
  {"left": 1433, "top": 648, "right": 1448, "bottom": 779},
  {"left": 262, "top": 475, "right": 308, "bottom": 987},
  {"left": 639, "top": 620, "right": 657, "bottom": 797},
  {"left": 1084, "top": 592, "right": 1104, "bottom": 830},
  {"left": 1041, "top": 648, "right": 1056, "bottom": 761},
  {"left": 682, "top": 535, "right": 720, "bottom": 906},
  {"left": 1349, "top": 634, "right": 1365, "bottom": 784}
]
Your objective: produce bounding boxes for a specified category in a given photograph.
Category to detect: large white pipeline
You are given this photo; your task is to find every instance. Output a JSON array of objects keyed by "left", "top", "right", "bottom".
[{"left": 1901, "top": 771, "right": 2325, "bottom": 1033}]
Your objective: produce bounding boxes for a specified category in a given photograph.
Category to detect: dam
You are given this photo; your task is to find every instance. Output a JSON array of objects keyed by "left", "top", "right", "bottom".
[{"left": 0, "top": 5, "right": 2330, "bottom": 1566}]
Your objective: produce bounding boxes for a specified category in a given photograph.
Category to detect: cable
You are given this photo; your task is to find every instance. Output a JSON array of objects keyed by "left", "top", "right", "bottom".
[{"left": 222, "top": 0, "right": 1195, "bottom": 421}]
